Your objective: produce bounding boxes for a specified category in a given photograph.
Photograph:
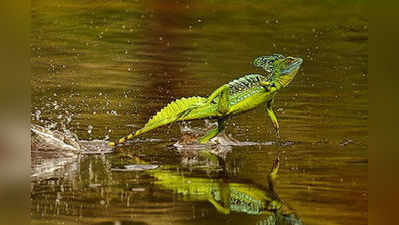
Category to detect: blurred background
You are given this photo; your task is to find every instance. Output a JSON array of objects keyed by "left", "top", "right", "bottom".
[{"left": 5, "top": 0, "right": 369, "bottom": 225}]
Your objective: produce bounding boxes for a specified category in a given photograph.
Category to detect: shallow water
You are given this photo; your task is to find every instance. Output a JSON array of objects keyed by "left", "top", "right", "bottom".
[{"left": 31, "top": 0, "right": 367, "bottom": 224}]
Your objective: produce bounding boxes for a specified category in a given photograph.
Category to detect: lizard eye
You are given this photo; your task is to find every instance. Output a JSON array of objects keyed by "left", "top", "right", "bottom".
[{"left": 287, "top": 57, "right": 297, "bottom": 64}]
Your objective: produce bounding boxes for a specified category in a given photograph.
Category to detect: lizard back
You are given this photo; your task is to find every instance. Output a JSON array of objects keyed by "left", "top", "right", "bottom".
[{"left": 227, "top": 74, "right": 267, "bottom": 95}]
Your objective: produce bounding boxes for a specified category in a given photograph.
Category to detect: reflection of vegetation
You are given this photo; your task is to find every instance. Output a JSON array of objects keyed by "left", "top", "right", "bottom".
[{"left": 115, "top": 149, "right": 303, "bottom": 225}]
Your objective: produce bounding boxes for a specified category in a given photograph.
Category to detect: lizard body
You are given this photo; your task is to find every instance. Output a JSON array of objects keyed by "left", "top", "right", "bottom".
[{"left": 109, "top": 54, "right": 302, "bottom": 146}]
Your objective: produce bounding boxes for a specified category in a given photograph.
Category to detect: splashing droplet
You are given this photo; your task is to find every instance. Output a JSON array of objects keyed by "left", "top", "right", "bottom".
[
  {"left": 35, "top": 110, "right": 41, "bottom": 120},
  {"left": 88, "top": 125, "right": 93, "bottom": 135}
]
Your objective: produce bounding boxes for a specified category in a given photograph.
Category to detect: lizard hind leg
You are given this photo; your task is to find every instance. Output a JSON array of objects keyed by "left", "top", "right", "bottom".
[
  {"left": 198, "top": 127, "right": 219, "bottom": 144},
  {"left": 198, "top": 84, "right": 231, "bottom": 144},
  {"left": 198, "top": 118, "right": 227, "bottom": 144}
]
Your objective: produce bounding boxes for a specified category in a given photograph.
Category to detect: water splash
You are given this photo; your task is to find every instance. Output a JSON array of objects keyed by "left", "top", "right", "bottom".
[{"left": 175, "top": 121, "right": 275, "bottom": 148}]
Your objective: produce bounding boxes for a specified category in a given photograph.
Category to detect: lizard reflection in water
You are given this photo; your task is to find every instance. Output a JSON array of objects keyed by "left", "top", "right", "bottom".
[
  {"left": 30, "top": 124, "right": 303, "bottom": 224},
  {"left": 117, "top": 149, "right": 304, "bottom": 225}
]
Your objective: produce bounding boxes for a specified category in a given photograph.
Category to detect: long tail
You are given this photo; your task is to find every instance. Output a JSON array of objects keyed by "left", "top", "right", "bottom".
[{"left": 108, "top": 96, "right": 207, "bottom": 147}]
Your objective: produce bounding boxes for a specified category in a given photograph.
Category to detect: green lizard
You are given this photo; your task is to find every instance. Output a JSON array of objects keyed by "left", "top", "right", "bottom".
[{"left": 109, "top": 54, "right": 302, "bottom": 147}]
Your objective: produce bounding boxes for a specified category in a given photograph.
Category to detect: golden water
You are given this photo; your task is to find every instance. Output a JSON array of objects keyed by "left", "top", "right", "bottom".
[{"left": 31, "top": 0, "right": 367, "bottom": 224}]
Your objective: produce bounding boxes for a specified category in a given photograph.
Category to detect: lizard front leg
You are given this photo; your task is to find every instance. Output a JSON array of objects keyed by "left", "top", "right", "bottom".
[
  {"left": 266, "top": 153, "right": 285, "bottom": 212},
  {"left": 265, "top": 98, "right": 280, "bottom": 137},
  {"left": 267, "top": 152, "right": 280, "bottom": 193}
]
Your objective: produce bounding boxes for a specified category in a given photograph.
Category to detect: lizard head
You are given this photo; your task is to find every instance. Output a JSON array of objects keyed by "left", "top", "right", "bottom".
[
  {"left": 254, "top": 54, "right": 303, "bottom": 89},
  {"left": 273, "top": 56, "right": 303, "bottom": 88}
]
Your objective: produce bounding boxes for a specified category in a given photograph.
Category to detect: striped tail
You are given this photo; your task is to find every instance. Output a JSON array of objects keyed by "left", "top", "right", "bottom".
[{"left": 108, "top": 96, "right": 207, "bottom": 147}]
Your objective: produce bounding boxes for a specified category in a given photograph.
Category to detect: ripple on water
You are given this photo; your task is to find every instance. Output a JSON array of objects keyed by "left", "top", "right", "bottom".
[{"left": 93, "top": 221, "right": 148, "bottom": 225}]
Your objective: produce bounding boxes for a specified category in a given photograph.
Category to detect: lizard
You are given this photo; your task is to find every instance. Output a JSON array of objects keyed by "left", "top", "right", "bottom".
[{"left": 108, "top": 54, "right": 302, "bottom": 147}]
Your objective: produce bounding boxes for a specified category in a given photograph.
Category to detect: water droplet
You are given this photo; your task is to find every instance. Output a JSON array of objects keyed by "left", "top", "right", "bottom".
[
  {"left": 66, "top": 115, "right": 72, "bottom": 124},
  {"left": 35, "top": 110, "right": 41, "bottom": 120},
  {"left": 88, "top": 125, "right": 93, "bottom": 134}
]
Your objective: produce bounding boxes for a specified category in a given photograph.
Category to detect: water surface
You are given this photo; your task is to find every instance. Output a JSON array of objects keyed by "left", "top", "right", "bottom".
[{"left": 31, "top": 0, "right": 367, "bottom": 224}]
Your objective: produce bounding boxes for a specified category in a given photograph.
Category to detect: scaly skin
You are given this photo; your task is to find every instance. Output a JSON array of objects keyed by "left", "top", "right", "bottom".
[{"left": 109, "top": 54, "right": 303, "bottom": 147}]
